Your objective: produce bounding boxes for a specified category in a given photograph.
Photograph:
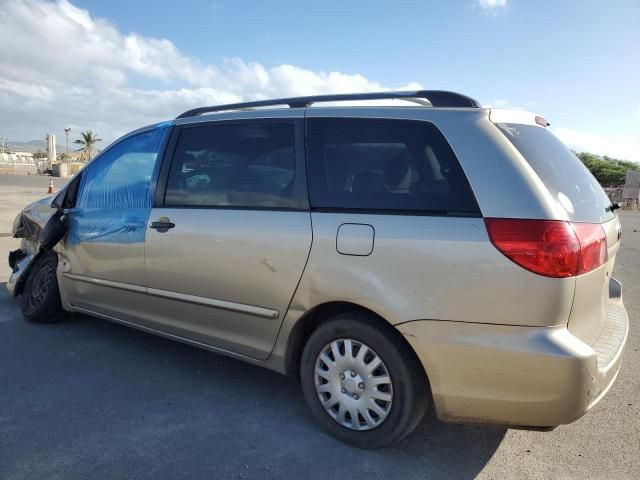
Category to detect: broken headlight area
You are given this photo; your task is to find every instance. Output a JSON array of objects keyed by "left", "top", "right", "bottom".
[{"left": 12, "top": 212, "right": 42, "bottom": 239}]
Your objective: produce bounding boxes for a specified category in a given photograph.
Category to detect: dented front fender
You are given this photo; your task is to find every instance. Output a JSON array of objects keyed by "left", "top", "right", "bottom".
[{"left": 12, "top": 196, "right": 56, "bottom": 240}]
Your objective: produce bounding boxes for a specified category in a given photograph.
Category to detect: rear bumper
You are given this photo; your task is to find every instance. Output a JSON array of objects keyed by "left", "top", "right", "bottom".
[{"left": 397, "top": 289, "right": 629, "bottom": 427}]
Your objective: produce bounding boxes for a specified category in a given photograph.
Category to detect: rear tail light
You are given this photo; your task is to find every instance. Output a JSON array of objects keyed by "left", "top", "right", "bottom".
[
  {"left": 484, "top": 218, "right": 607, "bottom": 278},
  {"left": 572, "top": 223, "right": 608, "bottom": 274}
]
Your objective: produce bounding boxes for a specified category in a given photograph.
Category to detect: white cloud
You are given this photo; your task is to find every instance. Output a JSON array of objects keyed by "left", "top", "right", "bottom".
[
  {"left": 477, "top": 0, "right": 509, "bottom": 13},
  {"left": 478, "top": 0, "right": 508, "bottom": 8},
  {"left": 554, "top": 127, "right": 640, "bottom": 162},
  {"left": 2, "top": 0, "right": 635, "bottom": 165},
  {"left": 483, "top": 98, "right": 520, "bottom": 109},
  {"left": 483, "top": 99, "right": 543, "bottom": 111},
  {"left": 0, "top": 0, "right": 420, "bottom": 145}
]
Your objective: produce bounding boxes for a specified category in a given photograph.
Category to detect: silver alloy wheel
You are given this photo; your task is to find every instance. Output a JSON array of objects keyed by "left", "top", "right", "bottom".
[{"left": 314, "top": 338, "right": 393, "bottom": 431}]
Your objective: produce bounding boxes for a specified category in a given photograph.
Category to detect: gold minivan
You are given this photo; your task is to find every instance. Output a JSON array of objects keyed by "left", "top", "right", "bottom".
[{"left": 8, "top": 91, "right": 629, "bottom": 448}]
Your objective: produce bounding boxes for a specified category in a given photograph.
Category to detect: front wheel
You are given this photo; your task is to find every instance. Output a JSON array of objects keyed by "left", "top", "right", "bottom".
[
  {"left": 21, "top": 250, "right": 65, "bottom": 323},
  {"left": 300, "top": 311, "right": 428, "bottom": 448}
]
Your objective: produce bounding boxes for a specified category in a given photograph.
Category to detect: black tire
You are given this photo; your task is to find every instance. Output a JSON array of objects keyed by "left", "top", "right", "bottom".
[
  {"left": 21, "top": 250, "right": 65, "bottom": 323},
  {"left": 300, "top": 311, "right": 428, "bottom": 448}
]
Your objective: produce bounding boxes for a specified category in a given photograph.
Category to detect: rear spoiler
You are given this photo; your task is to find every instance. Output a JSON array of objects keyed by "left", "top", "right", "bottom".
[{"left": 489, "top": 109, "right": 549, "bottom": 127}]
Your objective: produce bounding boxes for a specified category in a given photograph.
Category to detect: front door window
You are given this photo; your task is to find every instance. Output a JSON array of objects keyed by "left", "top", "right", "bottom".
[{"left": 70, "top": 124, "right": 170, "bottom": 245}]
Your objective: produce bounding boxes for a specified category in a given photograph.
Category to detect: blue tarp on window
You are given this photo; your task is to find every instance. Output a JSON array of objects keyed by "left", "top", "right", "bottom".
[{"left": 68, "top": 123, "right": 171, "bottom": 244}]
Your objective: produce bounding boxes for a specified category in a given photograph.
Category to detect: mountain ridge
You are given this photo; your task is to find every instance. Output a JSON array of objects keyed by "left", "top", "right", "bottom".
[{"left": 4, "top": 139, "right": 68, "bottom": 153}]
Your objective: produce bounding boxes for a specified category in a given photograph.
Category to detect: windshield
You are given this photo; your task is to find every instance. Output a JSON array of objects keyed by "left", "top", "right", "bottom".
[{"left": 497, "top": 123, "right": 614, "bottom": 223}]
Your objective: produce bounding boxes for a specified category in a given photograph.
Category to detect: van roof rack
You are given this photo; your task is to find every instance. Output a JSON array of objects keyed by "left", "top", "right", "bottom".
[{"left": 176, "top": 90, "right": 481, "bottom": 119}]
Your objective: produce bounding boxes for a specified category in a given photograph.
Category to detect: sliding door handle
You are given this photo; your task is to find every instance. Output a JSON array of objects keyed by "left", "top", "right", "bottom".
[{"left": 150, "top": 217, "right": 175, "bottom": 232}]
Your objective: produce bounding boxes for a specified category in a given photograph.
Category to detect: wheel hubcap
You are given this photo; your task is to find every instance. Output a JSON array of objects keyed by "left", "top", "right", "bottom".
[{"left": 314, "top": 338, "right": 393, "bottom": 431}]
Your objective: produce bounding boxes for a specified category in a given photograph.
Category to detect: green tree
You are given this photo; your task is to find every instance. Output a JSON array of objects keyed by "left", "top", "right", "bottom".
[
  {"left": 74, "top": 130, "right": 102, "bottom": 161},
  {"left": 575, "top": 151, "right": 640, "bottom": 186}
]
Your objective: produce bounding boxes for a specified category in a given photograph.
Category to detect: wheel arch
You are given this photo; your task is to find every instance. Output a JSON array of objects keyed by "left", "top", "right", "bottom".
[
  {"left": 283, "top": 301, "right": 428, "bottom": 386},
  {"left": 12, "top": 248, "right": 50, "bottom": 297}
]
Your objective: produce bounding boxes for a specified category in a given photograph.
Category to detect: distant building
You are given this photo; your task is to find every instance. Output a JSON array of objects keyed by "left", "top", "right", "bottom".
[
  {"left": 0, "top": 150, "right": 37, "bottom": 174},
  {"left": 0, "top": 151, "right": 35, "bottom": 165}
]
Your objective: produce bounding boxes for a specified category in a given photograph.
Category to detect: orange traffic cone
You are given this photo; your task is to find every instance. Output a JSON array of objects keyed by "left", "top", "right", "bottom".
[{"left": 47, "top": 178, "right": 55, "bottom": 194}]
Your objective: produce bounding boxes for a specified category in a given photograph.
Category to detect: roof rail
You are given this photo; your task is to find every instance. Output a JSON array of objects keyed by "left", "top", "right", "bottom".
[{"left": 175, "top": 90, "right": 481, "bottom": 119}]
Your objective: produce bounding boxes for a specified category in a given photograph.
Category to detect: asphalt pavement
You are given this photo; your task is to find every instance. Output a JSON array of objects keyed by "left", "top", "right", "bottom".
[{"left": 0, "top": 174, "right": 638, "bottom": 479}]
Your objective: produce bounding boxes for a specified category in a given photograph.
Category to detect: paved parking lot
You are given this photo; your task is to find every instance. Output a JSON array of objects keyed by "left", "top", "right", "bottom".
[{"left": 0, "top": 174, "right": 638, "bottom": 479}]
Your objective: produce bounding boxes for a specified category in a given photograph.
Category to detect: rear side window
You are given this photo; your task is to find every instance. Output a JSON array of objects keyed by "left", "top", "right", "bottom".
[
  {"left": 498, "top": 124, "right": 614, "bottom": 223},
  {"left": 306, "top": 118, "right": 479, "bottom": 214},
  {"left": 165, "top": 122, "right": 298, "bottom": 208}
]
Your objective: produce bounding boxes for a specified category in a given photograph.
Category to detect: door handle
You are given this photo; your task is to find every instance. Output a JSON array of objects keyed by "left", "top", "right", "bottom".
[{"left": 150, "top": 217, "right": 175, "bottom": 232}]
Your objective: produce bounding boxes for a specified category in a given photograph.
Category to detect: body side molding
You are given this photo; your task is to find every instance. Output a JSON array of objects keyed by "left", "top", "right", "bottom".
[{"left": 63, "top": 273, "right": 279, "bottom": 319}]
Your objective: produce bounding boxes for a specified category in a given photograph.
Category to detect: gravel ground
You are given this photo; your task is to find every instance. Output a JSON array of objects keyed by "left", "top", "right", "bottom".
[{"left": 0, "top": 174, "right": 638, "bottom": 479}]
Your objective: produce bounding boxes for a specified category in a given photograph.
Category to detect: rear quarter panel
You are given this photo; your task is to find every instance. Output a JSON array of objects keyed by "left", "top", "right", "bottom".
[{"left": 283, "top": 212, "right": 575, "bottom": 328}]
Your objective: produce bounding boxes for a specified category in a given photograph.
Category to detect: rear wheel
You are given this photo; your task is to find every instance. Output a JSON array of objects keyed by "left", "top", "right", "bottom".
[
  {"left": 21, "top": 250, "right": 65, "bottom": 323},
  {"left": 300, "top": 311, "right": 428, "bottom": 448}
]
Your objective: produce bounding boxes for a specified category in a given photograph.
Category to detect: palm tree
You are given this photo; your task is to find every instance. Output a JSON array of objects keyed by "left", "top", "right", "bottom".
[{"left": 74, "top": 130, "right": 102, "bottom": 161}]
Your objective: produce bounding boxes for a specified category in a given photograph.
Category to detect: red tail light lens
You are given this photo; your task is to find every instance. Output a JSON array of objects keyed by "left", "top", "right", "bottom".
[
  {"left": 484, "top": 219, "right": 579, "bottom": 277},
  {"left": 484, "top": 218, "right": 607, "bottom": 278},
  {"left": 572, "top": 223, "right": 608, "bottom": 274}
]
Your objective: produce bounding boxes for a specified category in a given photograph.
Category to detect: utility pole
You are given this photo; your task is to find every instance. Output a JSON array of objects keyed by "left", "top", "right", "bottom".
[{"left": 64, "top": 127, "right": 71, "bottom": 177}]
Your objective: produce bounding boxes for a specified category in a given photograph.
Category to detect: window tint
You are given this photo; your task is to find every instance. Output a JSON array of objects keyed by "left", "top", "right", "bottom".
[
  {"left": 165, "top": 123, "right": 298, "bottom": 208},
  {"left": 306, "top": 118, "right": 479, "bottom": 213},
  {"left": 77, "top": 126, "right": 169, "bottom": 210},
  {"left": 498, "top": 124, "right": 614, "bottom": 223}
]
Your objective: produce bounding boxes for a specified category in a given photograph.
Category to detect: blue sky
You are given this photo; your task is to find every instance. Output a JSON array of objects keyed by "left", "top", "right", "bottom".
[{"left": 1, "top": 0, "right": 639, "bottom": 160}]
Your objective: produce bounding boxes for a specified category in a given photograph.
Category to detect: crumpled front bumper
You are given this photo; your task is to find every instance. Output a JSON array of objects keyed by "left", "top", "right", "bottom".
[
  {"left": 6, "top": 196, "right": 57, "bottom": 297},
  {"left": 6, "top": 242, "right": 38, "bottom": 297}
]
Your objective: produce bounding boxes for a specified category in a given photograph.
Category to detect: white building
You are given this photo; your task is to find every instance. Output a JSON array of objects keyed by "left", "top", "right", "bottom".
[{"left": 0, "top": 151, "right": 35, "bottom": 165}]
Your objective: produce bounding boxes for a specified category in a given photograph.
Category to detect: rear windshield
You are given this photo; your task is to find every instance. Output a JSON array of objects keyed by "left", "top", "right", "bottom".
[{"left": 497, "top": 123, "right": 614, "bottom": 223}]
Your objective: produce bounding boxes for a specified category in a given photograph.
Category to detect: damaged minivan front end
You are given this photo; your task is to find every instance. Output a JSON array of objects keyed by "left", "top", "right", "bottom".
[{"left": 7, "top": 196, "right": 58, "bottom": 296}]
